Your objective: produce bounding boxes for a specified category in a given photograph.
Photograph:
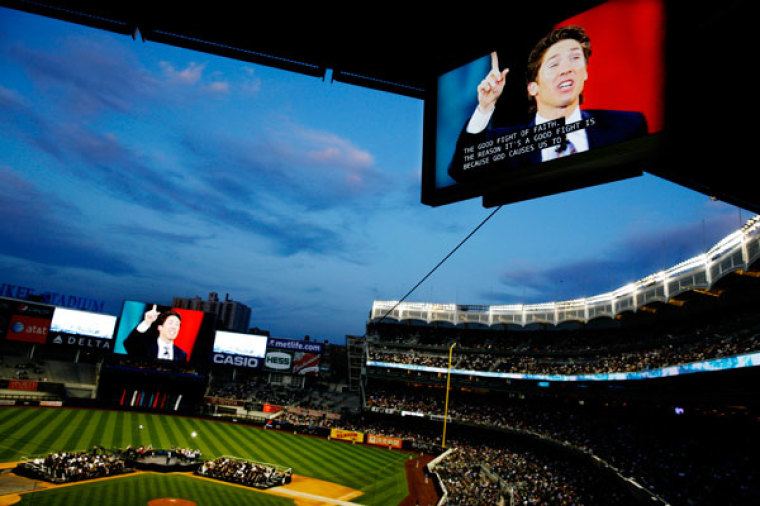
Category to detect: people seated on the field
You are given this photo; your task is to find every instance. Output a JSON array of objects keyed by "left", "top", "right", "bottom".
[
  {"left": 196, "top": 457, "right": 291, "bottom": 488},
  {"left": 19, "top": 448, "right": 128, "bottom": 483}
]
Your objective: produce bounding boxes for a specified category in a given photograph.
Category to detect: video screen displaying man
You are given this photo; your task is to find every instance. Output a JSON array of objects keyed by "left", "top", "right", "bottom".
[
  {"left": 124, "top": 305, "right": 186, "bottom": 361},
  {"left": 115, "top": 301, "right": 203, "bottom": 363},
  {"left": 448, "top": 25, "right": 648, "bottom": 182}
]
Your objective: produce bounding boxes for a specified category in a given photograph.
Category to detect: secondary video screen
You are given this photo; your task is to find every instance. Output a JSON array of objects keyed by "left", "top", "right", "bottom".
[
  {"left": 49, "top": 307, "right": 117, "bottom": 340},
  {"left": 212, "top": 330, "right": 268, "bottom": 357},
  {"left": 424, "top": 0, "right": 664, "bottom": 206}
]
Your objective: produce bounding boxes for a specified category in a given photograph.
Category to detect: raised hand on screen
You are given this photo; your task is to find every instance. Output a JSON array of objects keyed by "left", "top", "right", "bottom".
[
  {"left": 477, "top": 52, "right": 509, "bottom": 114},
  {"left": 143, "top": 304, "right": 160, "bottom": 325}
]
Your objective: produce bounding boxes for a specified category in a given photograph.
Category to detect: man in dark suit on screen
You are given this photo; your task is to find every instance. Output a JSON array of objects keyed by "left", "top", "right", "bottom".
[
  {"left": 448, "top": 25, "right": 647, "bottom": 181},
  {"left": 124, "top": 305, "right": 188, "bottom": 362}
]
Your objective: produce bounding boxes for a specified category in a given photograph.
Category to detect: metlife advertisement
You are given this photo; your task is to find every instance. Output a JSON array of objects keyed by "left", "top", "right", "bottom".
[{"left": 264, "top": 338, "right": 322, "bottom": 375}]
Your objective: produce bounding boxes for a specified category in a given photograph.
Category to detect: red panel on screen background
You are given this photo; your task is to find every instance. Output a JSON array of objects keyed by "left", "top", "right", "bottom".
[
  {"left": 557, "top": 0, "right": 664, "bottom": 132},
  {"left": 173, "top": 308, "right": 203, "bottom": 359}
]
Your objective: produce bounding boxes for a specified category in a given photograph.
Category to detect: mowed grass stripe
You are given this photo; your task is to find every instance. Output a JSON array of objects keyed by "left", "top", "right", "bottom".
[
  {"left": 17, "top": 473, "right": 296, "bottom": 506},
  {"left": 144, "top": 411, "right": 173, "bottom": 449},
  {"left": 0, "top": 408, "right": 47, "bottom": 458},
  {"left": 136, "top": 412, "right": 158, "bottom": 447},
  {"left": 2, "top": 408, "right": 410, "bottom": 502},
  {"left": 100, "top": 410, "right": 119, "bottom": 448},
  {"left": 182, "top": 417, "right": 232, "bottom": 457},
  {"left": 31, "top": 408, "right": 85, "bottom": 456},
  {"left": 73, "top": 407, "right": 110, "bottom": 450},
  {"left": 258, "top": 430, "right": 315, "bottom": 470},
  {"left": 195, "top": 417, "right": 255, "bottom": 459},
  {"left": 16, "top": 409, "right": 80, "bottom": 458},
  {"left": 117, "top": 410, "right": 135, "bottom": 447},
  {"left": 187, "top": 418, "right": 227, "bottom": 457},
  {"left": 265, "top": 429, "right": 407, "bottom": 491},
  {"left": 169, "top": 415, "right": 202, "bottom": 449},
  {"left": 155, "top": 412, "right": 184, "bottom": 448},
  {"left": 0, "top": 408, "right": 58, "bottom": 455},
  {"left": 176, "top": 418, "right": 402, "bottom": 492},
  {"left": 301, "top": 437, "right": 393, "bottom": 485},
  {"left": 295, "top": 439, "right": 365, "bottom": 483},
  {"left": 129, "top": 411, "right": 151, "bottom": 447},
  {"left": 58, "top": 409, "right": 95, "bottom": 452},
  {"left": 216, "top": 423, "right": 282, "bottom": 461},
  {"left": 0, "top": 407, "right": 37, "bottom": 433},
  {"left": 235, "top": 426, "right": 335, "bottom": 473},
  {"left": 251, "top": 428, "right": 405, "bottom": 489}
]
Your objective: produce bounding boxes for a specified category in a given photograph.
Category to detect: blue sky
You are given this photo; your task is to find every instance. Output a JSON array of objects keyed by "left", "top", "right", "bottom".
[{"left": 0, "top": 7, "right": 749, "bottom": 343}]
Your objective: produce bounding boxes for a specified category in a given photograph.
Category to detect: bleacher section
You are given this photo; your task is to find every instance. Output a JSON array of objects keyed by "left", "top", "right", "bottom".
[{"left": 0, "top": 344, "right": 99, "bottom": 400}]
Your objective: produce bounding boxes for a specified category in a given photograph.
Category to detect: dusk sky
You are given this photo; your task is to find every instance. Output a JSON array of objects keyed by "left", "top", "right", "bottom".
[{"left": 0, "top": 7, "right": 750, "bottom": 344}]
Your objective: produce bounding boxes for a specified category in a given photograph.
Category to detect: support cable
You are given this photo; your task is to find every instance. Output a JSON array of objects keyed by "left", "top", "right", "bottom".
[{"left": 380, "top": 205, "right": 503, "bottom": 321}]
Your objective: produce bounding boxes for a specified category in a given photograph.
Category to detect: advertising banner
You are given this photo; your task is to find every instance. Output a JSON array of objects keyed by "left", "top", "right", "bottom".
[
  {"left": 1, "top": 300, "right": 54, "bottom": 344},
  {"left": 292, "top": 352, "right": 320, "bottom": 376},
  {"left": 330, "top": 429, "right": 364, "bottom": 443},
  {"left": 267, "top": 338, "right": 323, "bottom": 354},
  {"left": 203, "top": 396, "right": 246, "bottom": 407},
  {"left": 264, "top": 350, "right": 293, "bottom": 372},
  {"left": 211, "top": 352, "right": 262, "bottom": 369},
  {"left": 367, "top": 434, "right": 403, "bottom": 449},
  {"left": 8, "top": 379, "right": 39, "bottom": 392}
]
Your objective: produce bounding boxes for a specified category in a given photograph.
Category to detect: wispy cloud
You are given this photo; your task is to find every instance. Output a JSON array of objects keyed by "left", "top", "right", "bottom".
[
  {"left": 159, "top": 61, "right": 205, "bottom": 85},
  {"left": 0, "top": 166, "right": 137, "bottom": 275},
  {"left": 494, "top": 213, "right": 740, "bottom": 304},
  {"left": 7, "top": 36, "right": 159, "bottom": 117}
]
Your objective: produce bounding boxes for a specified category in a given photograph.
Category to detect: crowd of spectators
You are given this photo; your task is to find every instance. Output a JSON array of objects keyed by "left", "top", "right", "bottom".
[
  {"left": 206, "top": 378, "right": 305, "bottom": 407},
  {"left": 436, "top": 446, "right": 503, "bottom": 505},
  {"left": 276, "top": 409, "right": 340, "bottom": 428},
  {"left": 435, "top": 444, "right": 621, "bottom": 506},
  {"left": 286, "top": 407, "right": 631, "bottom": 505},
  {"left": 367, "top": 328, "right": 760, "bottom": 377},
  {"left": 363, "top": 382, "right": 758, "bottom": 505},
  {"left": 196, "top": 457, "right": 292, "bottom": 489},
  {"left": 0, "top": 357, "right": 47, "bottom": 381},
  {"left": 245, "top": 389, "right": 631, "bottom": 505}
]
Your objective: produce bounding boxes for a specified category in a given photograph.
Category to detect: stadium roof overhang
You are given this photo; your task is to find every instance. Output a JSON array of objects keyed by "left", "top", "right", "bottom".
[{"left": 3, "top": 0, "right": 758, "bottom": 213}]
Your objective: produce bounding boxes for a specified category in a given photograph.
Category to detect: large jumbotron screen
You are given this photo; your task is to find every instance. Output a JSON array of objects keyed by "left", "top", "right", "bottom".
[
  {"left": 422, "top": 0, "right": 664, "bottom": 207},
  {"left": 113, "top": 300, "right": 212, "bottom": 364}
]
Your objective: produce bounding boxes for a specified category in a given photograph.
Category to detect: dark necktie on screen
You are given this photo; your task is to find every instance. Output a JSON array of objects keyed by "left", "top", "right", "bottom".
[
  {"left": 556, "top": 137, "right": 577, "bottom": 157},
  {"left": 162, "top": 347, "right": 170, "bottom": 359}
]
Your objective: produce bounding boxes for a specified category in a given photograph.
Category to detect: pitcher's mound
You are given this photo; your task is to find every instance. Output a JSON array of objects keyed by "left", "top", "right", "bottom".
[{"left": 147, "top": 499, "right": 196, "bottom": 506}]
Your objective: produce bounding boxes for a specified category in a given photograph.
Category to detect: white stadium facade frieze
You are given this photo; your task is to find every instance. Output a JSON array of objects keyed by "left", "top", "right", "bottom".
[{"left": 371, "top": 215, "right": 760, "bottom": 328}]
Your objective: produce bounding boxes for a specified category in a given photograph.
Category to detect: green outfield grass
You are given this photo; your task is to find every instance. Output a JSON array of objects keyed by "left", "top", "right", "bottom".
[
  {"left": 14, "top": 473, "right": 296, "bottom": 506},
  {"left": 0, "top": 407, "right": 411, "bottom": 505}
]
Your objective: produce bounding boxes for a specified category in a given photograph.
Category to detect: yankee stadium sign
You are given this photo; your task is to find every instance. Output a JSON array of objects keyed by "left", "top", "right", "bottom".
[{"left": 1, "top": 283, "right": 106, "bottom": 312}]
